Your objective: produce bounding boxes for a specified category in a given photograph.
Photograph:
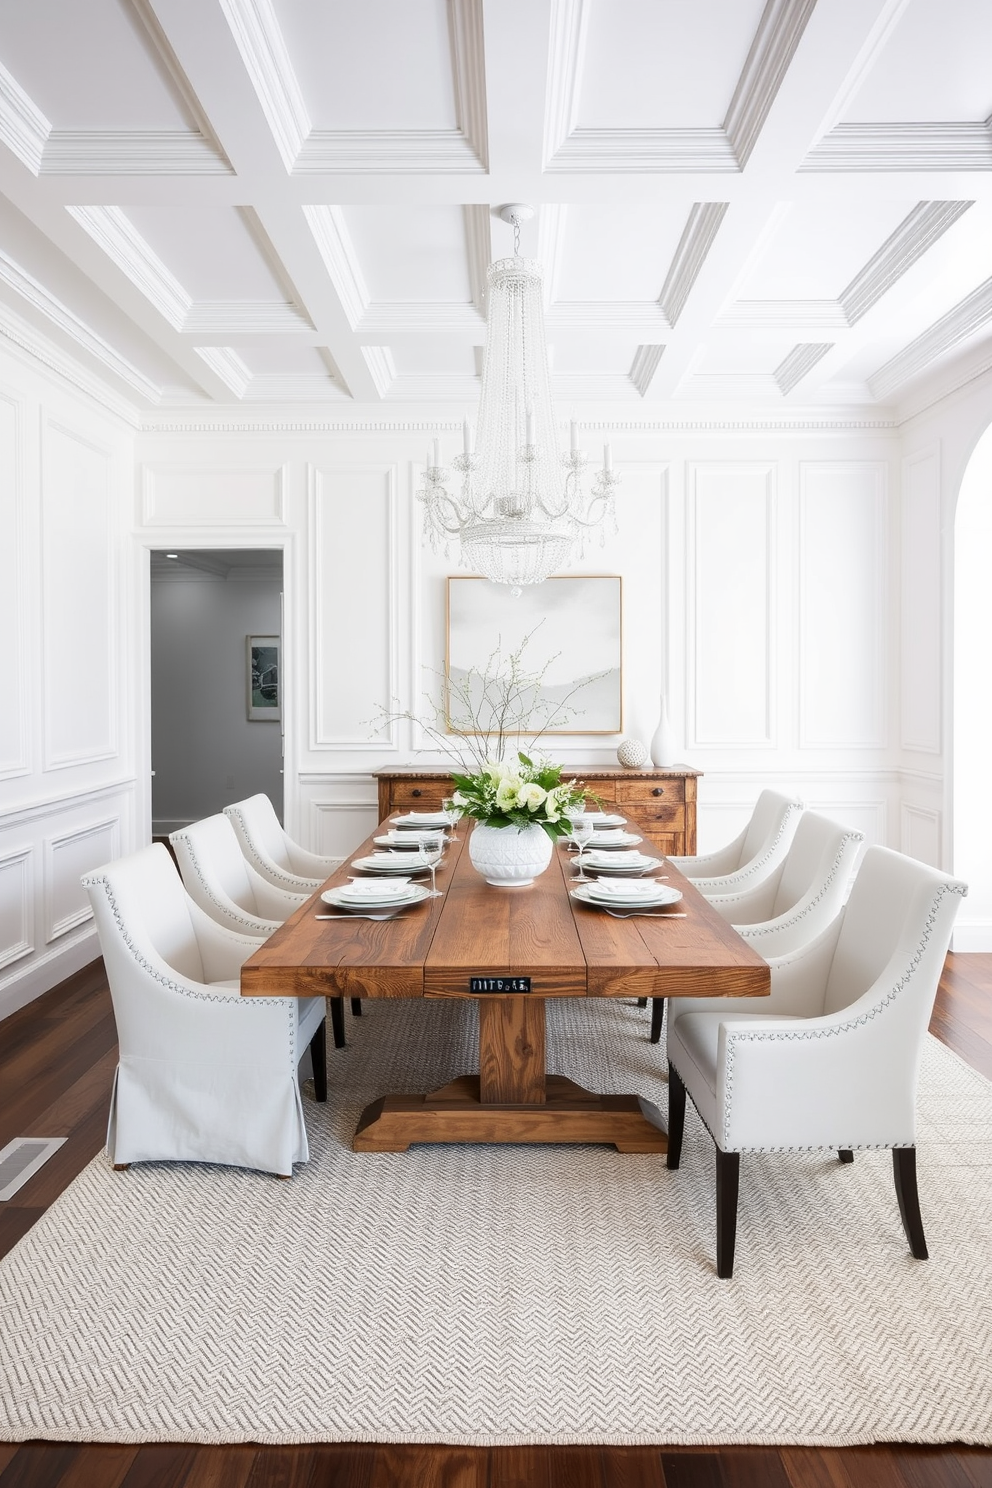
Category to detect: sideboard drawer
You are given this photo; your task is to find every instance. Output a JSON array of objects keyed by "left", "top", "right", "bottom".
[
  {"left": 389, "top": 782, "right": 448, "bottom": 810},
  {"left": 616, "top": 778, "right": 686, "bottom": 805}
]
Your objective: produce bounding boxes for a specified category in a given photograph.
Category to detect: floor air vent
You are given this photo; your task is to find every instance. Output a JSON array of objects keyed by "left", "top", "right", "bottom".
[{"left": 0, "top": 1137, "right": 67, "bottom": 1200}]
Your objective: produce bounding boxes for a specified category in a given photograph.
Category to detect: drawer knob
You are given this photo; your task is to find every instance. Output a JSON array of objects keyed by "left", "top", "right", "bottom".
[
  {"left": 412, "top": 788, "right": 422, "bottom": 797},
  {"left": 652, "top": 786, "right": 665, "bottom": 797}
]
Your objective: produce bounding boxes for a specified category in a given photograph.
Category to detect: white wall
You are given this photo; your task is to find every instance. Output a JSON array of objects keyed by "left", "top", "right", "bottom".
[
  {"left": 134, "top": 418, "right": 902, "bottom": 861},
  {"left": 0, "top": 340, "right": 137, "bottom": 1020},
  {"left": 150, "top": 566, "right": 284, "bottom": 834}
]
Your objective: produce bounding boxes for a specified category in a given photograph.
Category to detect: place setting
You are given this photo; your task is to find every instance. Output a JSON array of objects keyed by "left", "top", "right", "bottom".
[
  {"left": 570, "top": 878, "right": 685, "bottom": 919},
  {"left": 316, "top": 877, "right": 433, "bottom": 921},
  {"left": 572, "top": 848, "right": 666, "bottom": 878}
]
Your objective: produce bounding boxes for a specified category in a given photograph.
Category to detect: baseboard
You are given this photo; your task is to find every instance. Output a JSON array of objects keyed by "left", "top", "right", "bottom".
[
  {"left": 952, "top": 920, "right": 992, "bottom": 953},
  {"left": 152, "top": 819, "right": 192, "bottom": 837},
  {"left": 0, "top": 929, "right": 101, "bottom": 1022}
]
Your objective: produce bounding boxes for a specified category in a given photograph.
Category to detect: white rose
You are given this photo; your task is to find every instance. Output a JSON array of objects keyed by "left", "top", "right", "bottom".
[
  {"left": 518, "top": 782, "right": 547, "bottom": 811},
  {"left": 495, "top": 778, "right": 522, "bottom": 810}
]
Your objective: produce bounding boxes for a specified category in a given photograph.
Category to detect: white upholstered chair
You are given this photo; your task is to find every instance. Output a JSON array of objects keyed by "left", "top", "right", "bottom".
[
  {"left": 224, "top": 793, "right": 339, "bottom": 893},
  {"left": 667, "top": 789, "right": 803, "bottom": 896},
  {"left": 82, "top": 844, "right": 326, "bottom": 1177},
  {"left": 170, "top": 813, "right": 308, "bottom": 938},
  {"left": 643, "top": 812, "right": 864, "bottom": 1047},
  {"left": 665, "top": 846, "right": 966, "bottom": 1278},
  {"left": 171, "top": 813, "right": 360, "bottom": 1049}
]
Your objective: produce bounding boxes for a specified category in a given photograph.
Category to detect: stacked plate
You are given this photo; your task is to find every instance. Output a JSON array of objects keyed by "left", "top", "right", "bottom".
[
  {"left": 352, "top": 852, "right": 431, "bottom": 875},
  {"left": 321, "top": 880, "right": 430, "bottom": 912},
  {"left": 373, "top": 830, "right": 445, "bottom": 850},
  {"left": 571, "top": 880, "right": 682, "bottom": 911},
  {"left": 567, "top": 828, "right": 642, "bottom": 849},
  {"left": 579, "top": 848, "right": 663, "bottom": 876},
  {"left": 392, "top": 811, "right": 452, "bottom": 829},
  {"left": 569, "top": 811, "right": 627, "bottom": 830}
]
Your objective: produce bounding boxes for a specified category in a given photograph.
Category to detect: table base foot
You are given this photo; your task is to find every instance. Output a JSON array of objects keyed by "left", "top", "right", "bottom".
[{"left": 352, "top": 1074, "right": 668, "bottom": 1153}]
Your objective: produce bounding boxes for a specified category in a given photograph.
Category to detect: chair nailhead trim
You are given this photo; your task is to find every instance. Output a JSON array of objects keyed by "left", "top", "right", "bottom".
[
  {"left": 716, "top": 880, "right": 963, "bottom": 1148},
  {"left": 227, "top": 808, "right": 318, "bottom": 891},
  {"left": 695, "top": 803, "right": 802, "bottom": 892},
  {"left": 171, "top": 832, "right": 276, "bottom": 935},
  {"left": 80, "top": 874, "right": 297, "bottom": 1061},
  {"left": 740, "top": 832, "right": 862, "bottom": 939}
]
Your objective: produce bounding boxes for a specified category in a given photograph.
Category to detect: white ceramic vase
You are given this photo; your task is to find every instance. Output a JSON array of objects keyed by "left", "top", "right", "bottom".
[
  {"left": 649, "top": 694, "right": 678, "bottom": 767},
  {"left": 468, "top": 821, "right": 554, "bottom": 887}
]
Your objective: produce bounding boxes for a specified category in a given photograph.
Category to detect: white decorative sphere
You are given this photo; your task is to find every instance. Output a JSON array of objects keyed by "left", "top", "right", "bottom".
[{"left": 616, "top": 737, "right": 648, "bottom": 769}]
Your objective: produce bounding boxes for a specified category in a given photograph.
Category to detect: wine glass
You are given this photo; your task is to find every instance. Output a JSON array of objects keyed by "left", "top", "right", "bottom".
[
  {"left": 442, "top": 796, "right": 460, "bottom": 841},
  {"left": 419, "top": 841, "right": 443, "bottom": 897},
  {"left": 571, "top": 819, "right": 595, "bottom": 881}
]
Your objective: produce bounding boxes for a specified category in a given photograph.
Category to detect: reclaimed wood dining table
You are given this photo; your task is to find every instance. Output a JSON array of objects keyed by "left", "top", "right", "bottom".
[{"left": 240, "top": 820, "right": 770, "bottom": 1154}]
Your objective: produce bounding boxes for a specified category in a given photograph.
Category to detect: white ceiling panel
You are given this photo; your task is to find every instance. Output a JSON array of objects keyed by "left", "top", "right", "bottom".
[
  {"left": 123, "top": 206, "right": 290, "bottom": 301},
  {"left": 342, "top": 206, "right": 473, "bottom": 303},
  {"left": 574, "top": 0, "right": 766, "bottom": 129},
  {"left": 276, "top": 0, "right": 459, "bottom": 129},
  {"left": 0, "top": 0, "right": 196, "bottom": 129},
  {"left": 389, "top": 342, "right": 479, "bottom": 377},
  {"left": 732, "top": 201, "right": 916, "bottom": 301},
  {"left": 238, "top": 342, "right": 329, "bottom": 374},
  {"left": 838, "top": 0, "right": 992, "bottom": 122},
  {"left": 552, "top": 204, "right": 688, "bottom": 303}
]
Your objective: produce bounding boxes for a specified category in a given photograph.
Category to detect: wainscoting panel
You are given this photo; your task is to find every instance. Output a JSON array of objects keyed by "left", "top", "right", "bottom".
[
  {"left": 687, "top": 463, "right": 775, "bottom": 749},
  {"left": 42, "top": 421, "right": 117, "bottom": 770},
  {"left": 799, "top": 463, "right": 887, "bottom": 749},
  {"left": 901, "top": 802, "right": 941, "bottom": 868},
  {"left": 0, "top": 390, "right": 28, "bottom": 779},
  {"left": 0, "top": 847, "right": 33, "bottom": 972},
  {"left": 901, "top": 447, "right": 942, "bottom": 754},
  {"left": 43, "top": 816, "right": 120, "bottom": 942},
  {"left": 308, "top": 800, "right": 376, "bottom": 860},
  {"left": 309, "top": 465, "right": 397, "bottom": 751},
  {"left": 141, "top": 465, "right": 288, "bottom": 526}
]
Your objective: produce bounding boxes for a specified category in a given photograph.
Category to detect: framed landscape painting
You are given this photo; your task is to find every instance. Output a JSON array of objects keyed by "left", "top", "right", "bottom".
[
  {"left": 247, "top": 635, "right": 281, "bottom": 721},
  {"left": 446, "top": 575, "right": 622, "bottom": 735}
]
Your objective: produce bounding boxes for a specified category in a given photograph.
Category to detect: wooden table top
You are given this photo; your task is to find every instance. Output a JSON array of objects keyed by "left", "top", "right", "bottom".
[{"left": 241, "top": 821, "right": 770, "bottom": 1005}]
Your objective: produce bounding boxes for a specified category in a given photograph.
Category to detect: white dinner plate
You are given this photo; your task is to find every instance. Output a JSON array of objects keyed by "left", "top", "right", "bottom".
[
  {"left": 571, "top": 882, "right": 682, "bottom": 910},
  {"left": 392, "top": 812, "right": 452, "bottom": 828},
  {"left": 321, "top": 883, "right": 430, "bottom": 911},
  {"left": 569, "top": 812, "right": 627, "bottom": 830},
  {"left": 581, "top": 853, "right": 664, "bottom": 876},
  {"left": 566, "top": 831, "right": 642, "bottom": 849},
  {"left": 373, "top": 831, "right": 445, "bottom": 849},
  {"left": 351, "top": 853, "right": 431, "bottom": 875}
]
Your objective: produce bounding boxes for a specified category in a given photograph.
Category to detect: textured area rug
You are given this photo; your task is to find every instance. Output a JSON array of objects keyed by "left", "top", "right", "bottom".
[{"left": 2, "top": 997, "right": 992, "bottom": 1447}]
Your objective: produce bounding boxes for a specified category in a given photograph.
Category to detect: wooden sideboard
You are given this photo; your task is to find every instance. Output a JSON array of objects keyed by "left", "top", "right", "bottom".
[{"left": 373, "top": 766, "right": 700, "bottom": 858}]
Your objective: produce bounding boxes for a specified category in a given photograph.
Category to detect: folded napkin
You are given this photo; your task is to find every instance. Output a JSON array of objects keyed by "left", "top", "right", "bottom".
[
  {"left": 340, "top": 878, "right": 412, "bottom": 896},
  {"left": 586, "top": 879, "right": 664, "bottom": 898}
]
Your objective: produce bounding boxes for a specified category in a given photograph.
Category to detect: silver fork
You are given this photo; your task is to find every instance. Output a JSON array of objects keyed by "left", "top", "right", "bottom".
[
  {"left": 315, "top": 911, "right": 415, "bottom": 921},
  {"left": 602, "top": 910, "right": 687, "bottom": 919}
]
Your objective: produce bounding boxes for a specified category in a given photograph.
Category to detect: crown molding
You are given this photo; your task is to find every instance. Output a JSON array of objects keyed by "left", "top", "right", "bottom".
[
  {"left": 0, "top": 248, "right": 161, "bottom": 404},
  {"left": 294, "top": 129, "right": 485, "bottom": 173},
  {"left": 802, "top": 121, "right": 992, "bottom": 172},
  {"left": 774, "top": 342, "right": 832, "bottom": 394},
  {"left": 302, "top": 205, "right": 369, "bottom": 329},
  {"left": 463, "top": 203, "right": 491, "bottom": 314},
  {"left": 894, "top": 339, "right": 992, "bottom": 425},
  {"left": 41, "top": 130, "right": 230, "bottom": 174},
  {"left": 869, "top": 275, "right": 992, "bottom": 400},
  {"left": 193, "top": 347, "right": 250, "bottom": 397},
  {"left": 720, "top": 299, "right": 847, "bottom": 329},
  {"left": 723, "top": 0, "right": 817, "bottom": 167},
  {"left": 67, "top": 205, "right": 190, "bottom": 330},
  {"left": 839, "top": 200, "right": 973, "bottom": 323},
  {"left": 0, "top": 59, "right": 50, "bottom": 174},
  {"left": 217, "top": 0, "right": 309, "bottom": 170},
  {"left": 184, "top": 300, "right": 313, "bottom": 332},
  {"left": 660, "top": 202, "right": 729, "bottom": 325},
  {"left": 358, "top": 302, "right": 483, "bottom": 332},
  {"left": 546, "top": 301, "right": 670, "bottom": 333},
  {"left": 448, "top": 0, "right": 489, "bottom": 172},
  {"left": 629, "top": 345, "right": 664, "bottom": 397},
  {"left": 362, "top": 346, "right": 396, "bottom": 397},
  {"left": 546, "top": 126, "right": 737, "bottom": 173},
  {"left": 0, "top": 298, "right": 142, "bottom": 427}
]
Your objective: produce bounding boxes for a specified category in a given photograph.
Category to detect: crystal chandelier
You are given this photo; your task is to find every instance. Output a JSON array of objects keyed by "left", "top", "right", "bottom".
[{"left": 417, "top": 204, "right": 619, "bottom": 589}]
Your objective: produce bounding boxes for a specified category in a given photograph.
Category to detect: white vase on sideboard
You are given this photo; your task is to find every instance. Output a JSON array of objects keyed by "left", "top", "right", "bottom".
[{"left": 649, "top": 694, "right": 679, "bottom": 767}]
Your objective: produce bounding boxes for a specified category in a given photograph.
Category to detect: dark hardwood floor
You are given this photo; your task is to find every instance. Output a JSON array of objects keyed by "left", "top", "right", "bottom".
[{"left": 2, "top": 955, "right": 991, "bottom": 1488}]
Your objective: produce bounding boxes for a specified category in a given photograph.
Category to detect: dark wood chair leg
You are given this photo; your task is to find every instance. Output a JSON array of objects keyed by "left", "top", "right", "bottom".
[
  {"left": 329, "top": 996, "right": 346, "bottom": 1049},
  {"left": 350, "top": 998, "right": 362, "bottom": 1017},
  {"left": 650, "top": 997, "right": 665, "bottom": 1045},
  {"left": 636, "top": 998, "right": 648, "bottom": 1008},
  {"left": 893, "top": 1147, "right": 928, "bottom": 1259},
  {"left": 666, "top": 1063, "right": 686, "bottom": 1170},
  {"left": 309, "top": 1018, "right": 327, "bottom": 1102},
  {"left": 112, "top": 1163, "right": 130, "bottom": 1171},
  {"left": 716, "top": 1149, "right": 741, "bottom": 1279},
  {"left": 838, "top": 1149, "right": 854, "bottom": 1163}
]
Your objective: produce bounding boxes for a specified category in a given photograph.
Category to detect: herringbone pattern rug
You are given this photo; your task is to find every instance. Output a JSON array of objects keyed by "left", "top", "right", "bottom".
[{"left": 1, "top": 996, "right": 991, "bottom": 1446}]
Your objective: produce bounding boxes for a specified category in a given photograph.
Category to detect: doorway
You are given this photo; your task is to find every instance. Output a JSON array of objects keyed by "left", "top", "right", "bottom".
[
  {"left": 150, "top": 549, "right": 284, "bottom": 837},
  {"left": 953, "top": 425, "right": 992, "bottom": 948}
]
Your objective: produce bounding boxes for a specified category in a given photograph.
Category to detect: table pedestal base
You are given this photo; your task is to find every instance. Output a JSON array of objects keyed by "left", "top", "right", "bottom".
[{"left": 353, "top": 1074, "right": 668, "bottom": 1153}]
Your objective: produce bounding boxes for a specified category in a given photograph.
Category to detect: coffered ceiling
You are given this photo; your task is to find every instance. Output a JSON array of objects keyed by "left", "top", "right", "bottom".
[{"left": 0, "top": 0, "right": 989, "bottom": 416}]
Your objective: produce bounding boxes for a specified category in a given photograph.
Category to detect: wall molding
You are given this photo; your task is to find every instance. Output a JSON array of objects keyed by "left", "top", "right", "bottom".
[
  {"left": 0, "top": 846, "right": 33, "bottom": 972},
  {"left": 0, "top": 926, "right": 98, "bottom": 1024},
  {"left": 44, "top": 817, "right": 120, "bottom": 942},
  {"left": 0, "top": 301, "right": 142, "bottom": 429},
  {"left": 0, "top": 387, "right": 30, "bottom": 779},
  {"left": 0, "top": 777, "right": 137, "bottom": 835},
  {"left": 140, "top": 463, "right": 288, "bottom": 526}
]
